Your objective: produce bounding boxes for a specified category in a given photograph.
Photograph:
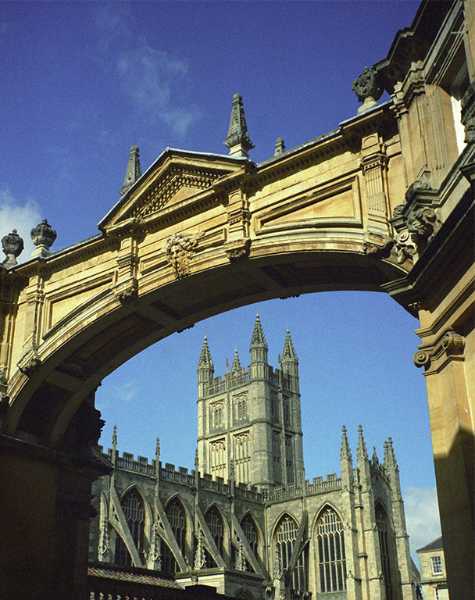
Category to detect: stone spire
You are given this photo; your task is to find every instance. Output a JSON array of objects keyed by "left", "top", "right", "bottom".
[
  {"left": 357, "top": 424, "right": 368, "bottom": 462},
  {"left": 198, "top": 336, "right": 213, "bottom": 369},
  {"left": 274, "top": 137, "right": 286, "bottom": 157},
  {"left": 121, "top": 145, "right": 142, "bottom": 195},
  {"left": 155, "top": 437, "right": 161, "bottom": 475},
  {"left": 340, "top": 425, "right": 352, "bottom": 462},
  {"left": 250, "top": 314, "right": 267, "bottom": 348},
  {"left": 111, "top": 425, "right": 118, "bottom": 468},
  {"left": 384, "top": 437, "right": 398, "bottom": 473},
  {"left": 231, "top": 349, "right": 241, "bottom": 372},
  {"left": 224, "top": 93, "right": 254, "bottom": 158},
  {"left": 281, "top": 330, "right": 297, "bottom": 362},
  {"left": 198, "top": 336, "right": 214, "bottom": 394},
  {"left": 250, "top": 314, "right": 268, "bottom": 375},
  {"left": 371, "top": 446, "right": 380, "bottom": 466}
]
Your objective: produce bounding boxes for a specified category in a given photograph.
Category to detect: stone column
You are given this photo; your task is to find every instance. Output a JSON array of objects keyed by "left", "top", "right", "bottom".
[
  {"left": 0, "top": 396, "right": 109, "bottom": 599},
  {"left": 414, "top": 329, "right": 474, "bottom": 599}
]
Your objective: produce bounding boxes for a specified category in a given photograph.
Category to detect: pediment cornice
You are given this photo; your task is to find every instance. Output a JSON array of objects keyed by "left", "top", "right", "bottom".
[{"left": 99, "top": 150, "right": 247, "bottom": 233}]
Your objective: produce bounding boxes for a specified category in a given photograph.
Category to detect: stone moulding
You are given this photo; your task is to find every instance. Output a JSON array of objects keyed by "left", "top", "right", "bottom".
[{"left": 413, "top": 330, "right": 465, "bottom": 371}]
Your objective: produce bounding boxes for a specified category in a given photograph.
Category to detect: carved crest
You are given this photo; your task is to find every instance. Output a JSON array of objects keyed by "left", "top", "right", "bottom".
[{"left": 166, "top": 232, "right": 201, "bottom": 278}]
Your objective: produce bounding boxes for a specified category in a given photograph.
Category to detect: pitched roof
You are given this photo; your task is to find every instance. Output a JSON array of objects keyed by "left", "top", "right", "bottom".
[{"left": 417, "top": 536, "right": 443, "bottom": 552}]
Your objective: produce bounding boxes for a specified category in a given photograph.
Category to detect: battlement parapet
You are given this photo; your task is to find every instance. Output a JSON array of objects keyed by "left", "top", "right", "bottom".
[
  {"left": 263, "top": 474, "right": 342, "bottom": 503},
  {"left": 206, "top": 369, "right": 251, "bottom": 396}
]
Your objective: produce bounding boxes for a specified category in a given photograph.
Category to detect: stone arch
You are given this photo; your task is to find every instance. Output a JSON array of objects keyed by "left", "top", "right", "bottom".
[
  {"left": 164, "top": 492, "right": 193, "bottom": 535},
  {"left": 310, "top": 501, "right": 345, "bottom": 535},
  {"left": 240, "top": 510, "right": 263, "bottom": 549},
  {"left": 119, "top": 483, "right": 153, "bottom": 533},
  {"left": 161, "top": 495, "right": 187, "bottom": 575}
]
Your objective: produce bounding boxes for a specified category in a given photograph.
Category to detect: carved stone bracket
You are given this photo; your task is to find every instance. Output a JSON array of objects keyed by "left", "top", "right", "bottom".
[
  {"left": 366, "top": 175, "right": 441, "bottom": 267},
  {"left": 165, "top": 232, "right": 201, "bottom": 278},
  {"left": 113, "top": 277, "right": 138, "bottom": 305},
  {"left": 414, "top": 330, "right": 465, "bottom": 371},
  {"left": 18, "top": 349, "right": 42, "bottom": 376},
  {"left": 225, "top": 238, "right": 251, "bottom": 262}
]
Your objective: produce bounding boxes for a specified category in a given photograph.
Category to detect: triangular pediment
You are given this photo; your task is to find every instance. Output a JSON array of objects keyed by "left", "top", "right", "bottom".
[{"left": 99, "top": 149, "right": 246, "bottom": 230}]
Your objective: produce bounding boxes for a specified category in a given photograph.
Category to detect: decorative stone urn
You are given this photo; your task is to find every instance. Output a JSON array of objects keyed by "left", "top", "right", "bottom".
[
  {"left": 31, "top": 219, "right": 57, "bottom": 258},
  {"left": 1, "top": 229, "right": 24, "bottom": 268},
  {"left": 352, "top": 66, "right": 384, "bottom": 114}
]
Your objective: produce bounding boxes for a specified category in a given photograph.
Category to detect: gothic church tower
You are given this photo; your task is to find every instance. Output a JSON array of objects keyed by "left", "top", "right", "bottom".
[{"left": 197, "top": 316, "right": 304, "bottom": 490}]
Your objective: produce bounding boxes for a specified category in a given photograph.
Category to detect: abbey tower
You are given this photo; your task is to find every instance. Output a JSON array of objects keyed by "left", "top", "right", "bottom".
[{"left": 197, "top": 316, "right": 304, "bottom": 489}]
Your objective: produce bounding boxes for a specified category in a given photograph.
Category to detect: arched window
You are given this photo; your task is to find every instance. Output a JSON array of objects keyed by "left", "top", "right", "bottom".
[
  {"left": 376, "top": 503, "right": 393, "bottom": 600},
  {"left": 205, "top": 506, "right": 225, "bottom": 557},
  {"left": 316, "top": 506, "right": 346, "bottom": 592},
  {"left": 114, "top": 488, "right": 145, "bottom": 566},
  {"left": 162, "top": 497, "right": 187, "bottom": 575},
  {"left": 241, "top": 513, "right": 258, "bottom": 572},
  {"left": 274, "top": 514, "right": 307, "bottom": 593}
]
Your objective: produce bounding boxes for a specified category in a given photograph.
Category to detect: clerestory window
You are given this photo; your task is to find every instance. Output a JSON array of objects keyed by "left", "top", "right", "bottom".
[{"left": 114, "top": 488, "right": 146, "bottom": 567}]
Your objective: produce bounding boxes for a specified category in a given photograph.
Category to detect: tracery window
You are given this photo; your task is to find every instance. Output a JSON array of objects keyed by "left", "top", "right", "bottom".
[
  {"left": 316, "top": 506, "right": 346, "bottom": 593},
  {"left": 233, "top": 432, "right": 251, "bottom": 484},
  {"left": 114, "top": 488, "right": 145, "bottom": 567},
  {"left": 274, "top": 514, "right": 307, "bottom": 593},
  {"left": 233, "top": 393, "right": 248, "bottom": 424},
  {"left": 210, "top": 402, "right": 224, "bottom": 431},
  {"left": 376, "top": 504, "right": 394, "bottom": 600},
  {"left": 205, "top": 506, "right": 225, "bottom": 558},
  {"left": 210, "top": 439, "right": 226, "bottom": 479},
  {"left": 162, "top": 497, "right": 187, "bottom": 575}
]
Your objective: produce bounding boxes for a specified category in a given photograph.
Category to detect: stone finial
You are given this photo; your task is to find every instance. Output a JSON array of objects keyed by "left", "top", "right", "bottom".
[
  {"left": 340, "top": 425, "right": 352, "bottom": 462},
  {"left": 31, "top": 219, "right": 57, "bottom": 258},
  {"left": 250, "top": 314, "right": 267, "bottom": 348},
  {"left": 231, "top": 349, "right": 241, "bottom": 372},
  {"left": 194, "top": 447, "right": 199, "bottom": 469},
  {"left": 274, "top": 137, "right": 286, "bottom": 157},
  {"left": 356, "top": 424, "right": 368, "bottom": 461},
  {"left": 224, "top": 93, "right": 254, "bottom": 158},
  {"left": 1, "top": 229, "right": 24, "bottom": 268},
  {"left": 371, "top": 446, "right": 380, "bottom": 466},
  {"left": 281, "top": 329, "right": 297, "bottom": 362},
  {"left": 198, "top": 336, "right": 214, "bottom": 370},
  {"left": 155, "top": 437, "right": 161, "bottom": 461},
  {"left": 121, "top": 145, "right": 142, "bottom": 195},
  {"left": 352, "top": 66, "right": 383, "bottom": 114},
  {"left": 384, "top": 437, "right": 399, "bottom": 471},
  {"left": 112, "top": 425, "right": 118, "bottom": 450}
]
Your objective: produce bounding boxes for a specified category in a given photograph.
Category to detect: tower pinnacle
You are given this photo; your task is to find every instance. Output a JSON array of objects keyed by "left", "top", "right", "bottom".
[
  {"left": 121, "top": 145, "right": 142, "bottom": 195},
  {"left": 198, "top": 336, "right": 214, "bottom": 370},
  {"left": 231, "top": 349, "right": 241, "bottom": 372},
  {"left": 250, "top": 314, "right": 267, "bottom": 348},
  {"left": 357, "top": 424, "right": 368, "bottom": 462},
  {"left": 224, "top": 93, "right": 254, "bottom": 158},
  {"left": 340, "top": 425, "right": 352, "bottom": 462},
  {"left": 281, "top": 329, "right": 298, "bottom": 362}
]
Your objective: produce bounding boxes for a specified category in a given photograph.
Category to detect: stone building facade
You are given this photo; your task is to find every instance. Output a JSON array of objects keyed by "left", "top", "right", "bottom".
[
  {"left": 416, "top": 538, "right": 449, "bottom": 600},
  {"left": 90, "top": 317, "right": 416, "bottom": 600}
]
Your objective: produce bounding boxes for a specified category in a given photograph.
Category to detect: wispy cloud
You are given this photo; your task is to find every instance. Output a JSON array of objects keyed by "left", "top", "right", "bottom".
[
  {"left": 404, "top": 486, "right": 442, "bottom": 559},
  {"left": 93, "top": 5, "right": 199, "bottom": 138},
  {"left": 98, "top": 380, "right": 140, "bottom": 406},
  {"left": 0, "top": 188, "right": 42, "bottom": 260}
]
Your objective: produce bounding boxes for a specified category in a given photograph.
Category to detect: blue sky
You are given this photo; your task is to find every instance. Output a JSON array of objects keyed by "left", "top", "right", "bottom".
[{"left": 1, "top": 1, "right": 439, "bottom": 553}]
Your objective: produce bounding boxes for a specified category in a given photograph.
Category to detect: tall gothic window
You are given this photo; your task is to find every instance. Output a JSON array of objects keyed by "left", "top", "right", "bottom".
[
  {"left": 233, "top": 432, "right": 251, "bottom": 484},
  {"left": 376, "top": 504, "right": 394, "bottom": 600},
  {"left": 274, "top": 514, "right": 307, "bottom": 593},
  {"left": 114, "top": 488, "right": 145, "bottom": 566},
  {"left": 205, "top": 505, "right": 225, "bottom": 563},
  {"left": 210, "top": 439, "right": 226, "bottom": 479},
  {"left": 162, "top": 497, "right": 187, "bottom": 575},
  {"left": 316, "top": 506, "right": 347, "bottom": 593},
  {"left": 210, "top": 402, "right": 224, "bottom": 431},
  {"left": 241, "top": 513, "right": 258, "bottom": 572},
  {"left": 233, "top": 393, "right": 248, "bottom": 424}
]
